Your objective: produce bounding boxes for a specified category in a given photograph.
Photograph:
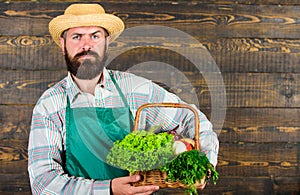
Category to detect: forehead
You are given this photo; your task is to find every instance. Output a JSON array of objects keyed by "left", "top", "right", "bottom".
[{"left": 66, "top": 26, "right": 106, "bottom": 35}]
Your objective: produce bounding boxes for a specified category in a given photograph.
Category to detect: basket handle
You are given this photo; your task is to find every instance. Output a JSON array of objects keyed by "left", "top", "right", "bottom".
[{"left": 133, "top": 103, "right": 200, "bottom": 150}]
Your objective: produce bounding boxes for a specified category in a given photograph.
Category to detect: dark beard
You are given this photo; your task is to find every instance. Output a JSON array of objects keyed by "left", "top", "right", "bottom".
[{"left": 64, "top": 49, "right": 107, "bottom": 80}]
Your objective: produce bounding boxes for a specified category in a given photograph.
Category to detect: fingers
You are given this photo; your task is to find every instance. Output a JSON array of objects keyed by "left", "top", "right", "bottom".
[
  {"left": 111, "top": 175, "right": 159, "bottom": 195},
  {"left": 114, "top": 174, "right": 140, "bottom": 186},
  {"left": 129, "top": 175, "right": 159, "bottom": 195},
  {"left": 195, "top": 182, "right": 206, "bottom": 190},
  {"left": 133, "top": 185, "right": 159, "bottom": 195},
  {"left": 130, "top": 174, "right": 142, "bottom": 183}
]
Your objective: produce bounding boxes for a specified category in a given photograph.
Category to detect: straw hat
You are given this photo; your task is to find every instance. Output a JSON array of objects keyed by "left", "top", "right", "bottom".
[{"left": 49, "top": 3, "right": 124, "bottom": 47}]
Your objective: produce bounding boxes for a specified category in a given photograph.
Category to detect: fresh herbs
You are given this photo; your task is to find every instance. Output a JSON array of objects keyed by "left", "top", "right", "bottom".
[
  {"left": 160, "top": 149, "right": 219, "bottom": 195},
  {"left": 106, "top": 130, "right": 175, "bottom": 173},
  {"left": 107, "top": 131, "right": 219, "bottom": 194}
]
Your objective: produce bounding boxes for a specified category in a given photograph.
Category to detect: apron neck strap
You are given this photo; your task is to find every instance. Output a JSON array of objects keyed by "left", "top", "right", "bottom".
[
  {"left": 66, "top": 71, "right": 129, "bottom": 108},
  {"left": 66, "top": 71, "right": 134, "bottom": 122},
  {"left": 108, "top": 70, "right": 130, "bottom": 109},
  {"left": 108, "top": 71, "right": 134, "bottom": 123},
  {"left": 66, "top": 95, "right": 71, "bottom": 108}
]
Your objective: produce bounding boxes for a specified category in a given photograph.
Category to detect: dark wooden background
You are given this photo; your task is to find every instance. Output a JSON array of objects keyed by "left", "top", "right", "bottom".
[{"left": 0, "top": 0, "right": 299, "bottom": 194}]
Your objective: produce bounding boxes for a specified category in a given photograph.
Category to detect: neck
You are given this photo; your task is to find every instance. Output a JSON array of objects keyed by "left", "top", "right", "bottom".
[{"left": 72, "top": 74, "right": 101, "bottom": 95}]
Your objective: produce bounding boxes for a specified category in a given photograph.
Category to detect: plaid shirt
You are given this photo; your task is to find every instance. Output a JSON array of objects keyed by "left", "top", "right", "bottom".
[{"left": 28, "top": 67, "right": 219, "bottom": 195}]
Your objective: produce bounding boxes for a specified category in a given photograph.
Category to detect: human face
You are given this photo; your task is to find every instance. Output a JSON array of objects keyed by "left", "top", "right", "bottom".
[{"left": 60, "top": 26, "right": 109, "bottom": 80}]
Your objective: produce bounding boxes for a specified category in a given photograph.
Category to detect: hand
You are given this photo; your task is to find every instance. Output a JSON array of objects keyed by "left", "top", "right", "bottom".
[
  {"left": 195, "top": 181, "right": 206, "bottom": 190},
  {"left": 111, "top": 175, "right": 160, "bottom": 195},
  {"left": 195, "top": 175, "right": 207, "bottom": 190}
]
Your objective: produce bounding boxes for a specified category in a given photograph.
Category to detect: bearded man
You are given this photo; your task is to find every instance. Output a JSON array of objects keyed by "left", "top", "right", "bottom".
[{"left": 28, "top": 3, "right": 219, "bottom": 195}]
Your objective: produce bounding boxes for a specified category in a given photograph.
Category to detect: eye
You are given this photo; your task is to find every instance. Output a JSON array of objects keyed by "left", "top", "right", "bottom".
[
  {"left": 91, "top": 31, "right": 106, "bottom": 40},
  {"left": 72, "top": 35, "right": 81, "bottom": 40},
  {"left": 92, "top": 34, "right": 99, "bottom": 39}
]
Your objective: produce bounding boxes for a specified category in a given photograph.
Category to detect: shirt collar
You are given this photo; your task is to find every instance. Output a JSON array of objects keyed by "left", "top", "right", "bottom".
[
  {"left": 66, "top": 72, "right": 80, "bottom": 103},
  {"left": 66, "top": 67, "right": 113, "bottom": 103},
  {"left": 101, "top": 67, "right": 111, "bottom": 88}
]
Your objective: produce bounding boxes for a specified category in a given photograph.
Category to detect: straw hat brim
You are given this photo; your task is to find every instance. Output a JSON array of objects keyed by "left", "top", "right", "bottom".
[{"left": 49, "top": 13, "right": 124, "bottom": 47}]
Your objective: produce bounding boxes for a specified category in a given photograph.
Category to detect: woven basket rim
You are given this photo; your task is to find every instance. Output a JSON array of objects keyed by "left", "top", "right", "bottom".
[{"left": 131, "top": 103, "right": 202, "bottom": 189}]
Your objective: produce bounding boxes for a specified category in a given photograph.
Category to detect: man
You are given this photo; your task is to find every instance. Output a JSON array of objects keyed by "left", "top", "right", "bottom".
[{"left": 28, "top": 3, "right": 219, "bottom": 195}]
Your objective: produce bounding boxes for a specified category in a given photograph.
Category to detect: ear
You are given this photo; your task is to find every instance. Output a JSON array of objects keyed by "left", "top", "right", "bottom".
[
  {"left": 59, "top": 37, "right": 65, "bottom": 54},
  {"left": 105, "top": 36, "right": 110, "bottom": 50}
]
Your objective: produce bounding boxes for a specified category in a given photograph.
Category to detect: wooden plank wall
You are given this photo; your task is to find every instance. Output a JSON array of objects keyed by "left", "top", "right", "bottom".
[{"left": 0, "top": 0, "right": 299, "bottom": 194}]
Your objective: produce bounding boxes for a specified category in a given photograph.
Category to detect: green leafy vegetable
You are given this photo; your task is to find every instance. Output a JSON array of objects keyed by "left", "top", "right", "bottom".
[
  {"left": 106, "top": 130, "right": 175, "bottom": 172},
  {"left": 107, "top": 130, "right": 219, "bottom": 194},
  {"left": 160, "top": 149, "right": 219, "bottom": 194}
]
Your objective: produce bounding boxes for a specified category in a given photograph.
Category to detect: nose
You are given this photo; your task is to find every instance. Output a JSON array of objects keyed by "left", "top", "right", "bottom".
[{"left": 81, "top": 37, "right": 93, "bottom": 51}]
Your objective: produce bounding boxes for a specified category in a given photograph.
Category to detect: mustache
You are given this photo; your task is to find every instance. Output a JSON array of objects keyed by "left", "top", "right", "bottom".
[{"left": 74, "top": 50, "right": 99, "bottom": 59}]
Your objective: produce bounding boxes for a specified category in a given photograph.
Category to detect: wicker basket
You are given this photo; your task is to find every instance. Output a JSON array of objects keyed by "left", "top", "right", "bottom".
[{"left": 130, "top": 103, "right": 205, "bottom": 189}]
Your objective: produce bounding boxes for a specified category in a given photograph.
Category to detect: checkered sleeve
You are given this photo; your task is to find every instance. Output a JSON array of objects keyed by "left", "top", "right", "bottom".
[
  {"left": 133, "top": 80, "right": 219, "bottom": 167},
  {"left": 28, "top": 101, "right": 111, "bottom": 195}
]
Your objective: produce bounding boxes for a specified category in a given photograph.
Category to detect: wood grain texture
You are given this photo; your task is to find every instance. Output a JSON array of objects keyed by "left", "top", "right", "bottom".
[
  {"left": 0, "top": 173, "right": 31, "bottom": 194},
  {"left": 1, "top": 140, "right": 299, "bottom": 194},
  {"left": 1, "top": 175, "right": 299, "bottom": 195},
  {"left": 0, "top": 105, "right": 33, "bottom": 140},
  {"left": 2, "top": 140, "right": 298, "bottom": 176},
  {"left": 0, "top": 1, "right": 299, "bottom": 194},
  {"left": 1, "top": 70, "right": 299, "bottom": 108},
  {"left": 0, "top": 2, "right": 300, "bottom": 38},
  {"left": 1, "top": 105, "right": 299, "bottom": 142},
  {"left": 3, "top": 0, "right": 300, "bottom": 4},
  {"left": 1, "top": 35, "right": 300, "bottom": 73}
]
